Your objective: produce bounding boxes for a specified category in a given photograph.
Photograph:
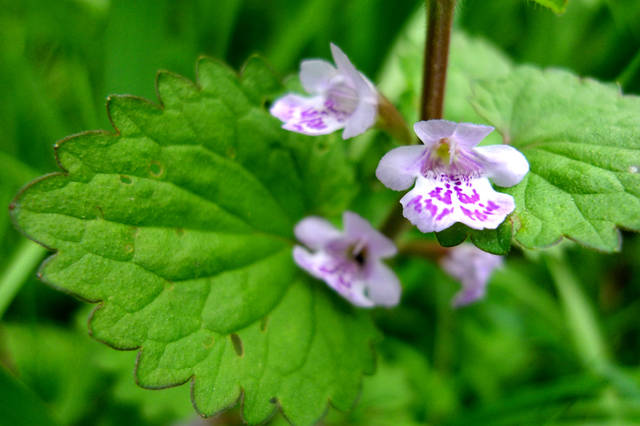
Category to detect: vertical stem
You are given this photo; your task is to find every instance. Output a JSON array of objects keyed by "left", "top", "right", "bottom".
[
  {"left": 421, "top": 0, "right": 456, "bottom": 121},
  {"left": 616, "top": 47, "right": 640, "bottom": 92},
  {"left": 546, "top": 254, "right": 608, "bottom": 367},
  {"left": 0, "top": 240, "right": 47, "bottom": 319},
  {"left": 381, "top": 0, "right": 456, "bottom": 239},
  {"left": 545, "top": 254, "right": 639, "bottom": 417}
]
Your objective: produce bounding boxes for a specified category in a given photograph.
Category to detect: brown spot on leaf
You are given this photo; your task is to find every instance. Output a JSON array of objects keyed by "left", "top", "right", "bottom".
[
  {"left": 203, "top": 335, "right": 215, "bottom": 349},
  {"left": 260, "top": 316, "right": 269, "bottom": 332},
  {"left": 230, "top": 333, "right": 243, "bottom": 357},
  {"left": 149, "top": 160, "right": 165, "bottom": 177}
]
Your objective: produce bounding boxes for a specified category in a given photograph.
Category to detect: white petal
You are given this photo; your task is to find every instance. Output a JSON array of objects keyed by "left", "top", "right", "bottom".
[
  {"left": 474, "top": 144, "right": 530, "bottom": 187},
  {"left": 376, "top": 145, "right": 426, "bottom": 191},
  {"left": 452, "top": 122, "right": 494, "bottom": 149},
  {"left": 294, "top": 216, "right": 341, "bottom": 250},
  {"left": 342, "top": 99, "right": 377, "bottom": 139},
  {"left": 414, "top": 120, "right": 457, "bottom": 147},
  {"left": 400, "top": 175, "right": 515, "bottom": 233},
  {"left": 400, "top": 176, "right": 458, "bottom": 233},
  {"left": 300, "top": 59, "right": 338, "bottom": 94},
  {"left": 270, "top": 94, "right": 347, "bottom": 136},
  {"left": 330, "top": 43, "right": 362, "bottom": 90},
  {"left": 293, "top": 246, "right": 375, "bottom": 307},
  {"left": 343, "top": 211, "right": 397, "bottom": 258},
  {"left": 343, "top": 211, "right": 373, "bottom": 239},
  {"left": 365, "top": 262, "right": 401, "bottom": 307}
]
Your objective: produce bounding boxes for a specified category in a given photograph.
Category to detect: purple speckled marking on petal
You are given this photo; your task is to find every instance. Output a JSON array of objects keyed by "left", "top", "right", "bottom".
[
  {"left": 474, "top": 210, "right": 488, "bottom": 221},
  {"left": 456, "top": 188, "right": 480, "bottom": 204},
  {"left": 460, "top": 206, "right": 475, "bottom": 220},
  {"left": 407, "top": 195, "right": 423, "bottom": 213},
  {"left": 486, "top": 200, "right": 500, "bottom": 211},
  {"left": 429, "top": 187, "right": 453, "bottom": 205},
  {"left": 301, "top": 107, "right": 319, "bottom": 118},
  {"left": 436, "top": 207, "right": 453, "bottom": 221},
  {"left": 304, "top": 117, "right": 327, "bottom": 130},
  {"left": 423, "top": 198, "right": 438, "bottom": 217}
]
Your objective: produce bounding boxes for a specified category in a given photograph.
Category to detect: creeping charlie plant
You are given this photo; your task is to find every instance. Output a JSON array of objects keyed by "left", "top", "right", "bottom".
[{"left": 7, "top": 0, "right": 640, "bottom": 424}]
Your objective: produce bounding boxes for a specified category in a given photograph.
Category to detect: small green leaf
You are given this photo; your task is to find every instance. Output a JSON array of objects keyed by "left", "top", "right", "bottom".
[
  {"left": 528, "top": 0, "right": 568, "bottom": 14},
  {"left": 436, "top": 221, "right": 513, "bottom": 255},
  {"left": 10, "top": 57, "right": 376, "bottom": 424},
  {"left": 471, "top": 66, "right": 640, "bottom": 252}
]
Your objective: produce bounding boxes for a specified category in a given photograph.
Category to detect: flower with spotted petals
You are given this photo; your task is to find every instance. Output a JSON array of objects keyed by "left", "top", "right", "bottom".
[
  {"left": 376, "top": 120, "right": 529, "bottom": 233},
  {"left": 293, "top": 211, "right": 400, "bottom": 308},
  {"left": 441, "top": 244, "right": 503, "bottom": 307},
  {"left": 270, "top": 43, "right": 378, "bottom": 139}
]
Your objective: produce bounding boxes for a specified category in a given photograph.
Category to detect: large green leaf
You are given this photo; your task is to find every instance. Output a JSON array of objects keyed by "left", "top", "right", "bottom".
[
  {"left": 471, "top": 66, "right": 640, "bottom": 252},
  {"left": 9, "top": 56, "right": 377, "bottom": 425}
]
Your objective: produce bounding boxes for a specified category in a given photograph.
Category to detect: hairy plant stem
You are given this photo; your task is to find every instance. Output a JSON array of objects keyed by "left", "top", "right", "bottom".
[
  {"left": 381, "top": 0, "right": 456, "bottom": 239},
  {"left": 421, "top": 0, "right": 455, "bottom": 120}
]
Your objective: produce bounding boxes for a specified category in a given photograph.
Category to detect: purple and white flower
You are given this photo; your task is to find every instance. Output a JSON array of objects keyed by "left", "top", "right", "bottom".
[
  {"left": 376, "top": 120, "right": 529, "bottom": 233},
  {"left": 270, "top": 43, "right": 378, "bottom": 139},
  {"left": 441, "top": 244, "right": 503, "bottom": 307},
  {"left": 293, "top": 211, "right": 401, "bottom": 307}
]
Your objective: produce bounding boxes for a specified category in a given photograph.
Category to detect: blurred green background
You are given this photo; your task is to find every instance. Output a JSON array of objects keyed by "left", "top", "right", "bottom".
[{"left": 1, "top": 0, "right": 640, "bottom": 424}]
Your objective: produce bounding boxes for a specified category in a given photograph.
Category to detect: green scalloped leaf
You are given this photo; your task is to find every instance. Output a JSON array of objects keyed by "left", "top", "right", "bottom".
[
  {"left": 10, "top": 56, "right": 377, "bottom": 425},
  {"left": 471, "top": 66, "right": 640, "bottom": 252}
]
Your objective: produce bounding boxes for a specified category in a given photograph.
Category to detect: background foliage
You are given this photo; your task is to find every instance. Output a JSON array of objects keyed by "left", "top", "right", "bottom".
[{"left": 1, "top": 0, "right": 640, "bottom": 424}]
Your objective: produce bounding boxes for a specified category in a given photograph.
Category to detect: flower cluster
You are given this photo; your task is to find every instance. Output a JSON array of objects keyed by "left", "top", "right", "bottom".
[{"left": 272, "top": 44, "right": 529, "bottom": 308}]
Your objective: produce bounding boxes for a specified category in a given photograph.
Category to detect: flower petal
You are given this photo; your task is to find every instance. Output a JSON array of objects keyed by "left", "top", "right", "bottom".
[
  {"left": 300, "top": 59, "right": 338, "bottom": 94},
  {"left": 440, "top": 244, "right": 502, "bottom": 307},
  {"left": 376, "top": 145, "right": 426, "bottom": 191},
  {"left": 400, "top": 175, "right": 515, "bottom": 233},
  {"left": 452, "top": 122, "right": 494, "bottom": 149},
  {"left": 365, "top": 261, "right": 401, "bottom": 307},
  {"left": 293, "top": 246, "right": 375, "bottom": 307},
  {"left": 342, "top": 99, "right": 377, "bottom": 139},
  {"left": 400, "top": 176, "right": 458, "bottom": 233},
  {"left": 270, "top": 94, "right": 348, "bottom": 136},
  {"left": 294, "top": 216, "right": 341, "bottom": 250},
  {"left": 474, "top": 144, "right": 530, "bottom": 187},
  {"left": 414, "top": 120, "right": 457, "bottom": 147},
  {"left": 330, "top": 43, "right": 362, "bottom": 90},
  {"left": 343, "top": 211, "right": 397, "bottom": 258}
]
